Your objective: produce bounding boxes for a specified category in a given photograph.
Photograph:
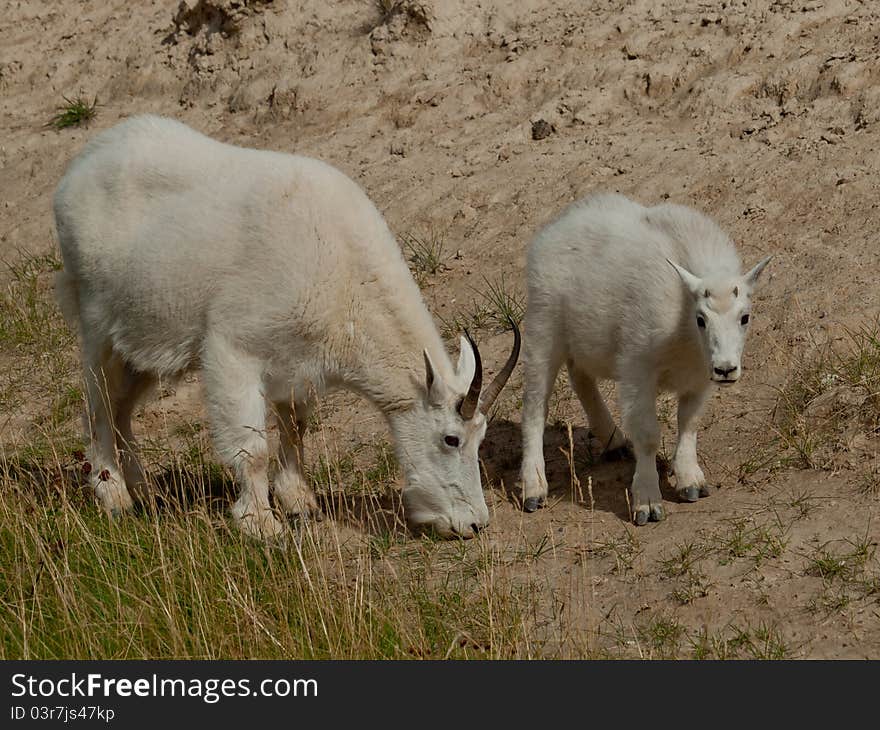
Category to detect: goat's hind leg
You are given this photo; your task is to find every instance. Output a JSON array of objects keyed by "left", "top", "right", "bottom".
[
  {"left": 113, "top": 364, "right": 156, "bottom": 502},
  {"left": 271, "top": 399, "right": 321, "bottom": 520},
  {"left": 203, "top": 333, "right": 285, "bottom": 542},
  {"left": 567, "top": 363, "right": 629, "bottom": 460},
  {"left": 81, "top": 342, "right": 134, "bottom": 517}
]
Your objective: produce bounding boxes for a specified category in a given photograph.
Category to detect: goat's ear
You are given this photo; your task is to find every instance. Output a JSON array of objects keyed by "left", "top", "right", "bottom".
[
  {"left": 455, "top": 335, "right": 476, "bottom": 385},
  {"left": 666, "top": 258, "right": 703, "bottom": 298},
  {"left": 423, "top": 349, "right": 448, "bottom": 405},
  {"left": 743, "top": 255, "right": 772, "bottom": 288}
]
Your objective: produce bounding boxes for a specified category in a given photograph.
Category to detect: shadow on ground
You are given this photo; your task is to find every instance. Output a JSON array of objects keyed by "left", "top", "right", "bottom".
[{"left": 480, "top": 418, "right": 675, "bottom": 524}]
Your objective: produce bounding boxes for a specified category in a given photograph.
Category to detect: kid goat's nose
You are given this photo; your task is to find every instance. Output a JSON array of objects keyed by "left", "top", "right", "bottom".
[{"left": 714, "top": 365, "right": 738, "bottom": 377}]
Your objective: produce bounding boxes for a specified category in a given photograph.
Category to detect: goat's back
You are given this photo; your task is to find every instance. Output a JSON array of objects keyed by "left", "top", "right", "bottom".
[
  {"left": 52, "top": 115, "right": 417, "bottom": 376},
  {"left": 526, "top": 193, "right": 740, "bottom": 375}
]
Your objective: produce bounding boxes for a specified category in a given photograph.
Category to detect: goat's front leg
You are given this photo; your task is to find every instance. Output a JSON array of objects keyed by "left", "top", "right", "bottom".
[
  {"left": 673, "top": 386, "right": 710, "bottom": 503},
  {"left": 619, "top": 372, "right": 664, "bottom": 525},
  {"left": 203, "top": 334, "right": 285, "bottom": 543},
  {"left": 82, "top": 343, "right": 134, "bottom": 518},
  {"left": 272, "top": 400, "right": 321, "bottom": 520}
]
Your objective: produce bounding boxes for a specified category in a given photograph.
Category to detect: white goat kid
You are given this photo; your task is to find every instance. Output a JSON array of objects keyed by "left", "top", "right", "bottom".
[
  {"left": 519, "top": 193, "right": 770, "bottom": 525},
  {"left": 53, "top": 115, "right": 519, "bottom": 541}
]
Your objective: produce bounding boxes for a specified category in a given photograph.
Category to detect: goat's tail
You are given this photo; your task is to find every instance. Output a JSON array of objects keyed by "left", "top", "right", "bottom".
[{"left": 54, "top": 269, "right": 80, "bottom": 331}]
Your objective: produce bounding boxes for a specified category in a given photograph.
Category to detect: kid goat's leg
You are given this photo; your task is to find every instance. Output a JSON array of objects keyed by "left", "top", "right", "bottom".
[
  {"left": 567, "top": 363, "right": 628, "bottom": 457},
  {"left": 673, "top": 387, "right": 711, "bottom": 502},
  {"left": 519, "top": 323, "right": 564, "bottom": 512},
  {"left": 619, "top": 371, "right": 664, "bottom": 525}
]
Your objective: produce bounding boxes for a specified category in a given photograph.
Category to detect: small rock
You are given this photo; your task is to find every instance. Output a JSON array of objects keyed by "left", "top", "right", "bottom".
[{"left": 531, "top": 119, "right": 554, "bottom": 140}]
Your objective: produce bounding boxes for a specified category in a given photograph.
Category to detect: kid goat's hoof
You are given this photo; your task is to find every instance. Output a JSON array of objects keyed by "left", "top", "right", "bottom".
[
  {"left": 523, "top": 496, "right": 545, "bottom": 513},
  {"left": 633, "top": 503, "right": 665, "bottom": 525},
  {"left": 676, "top": 485, "right": 712, "bottom": 502}
]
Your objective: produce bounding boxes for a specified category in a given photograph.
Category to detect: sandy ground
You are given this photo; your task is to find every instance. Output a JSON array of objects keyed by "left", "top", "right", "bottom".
[{"left": 2, "top": 0, "right": 880, "bottom": 657}]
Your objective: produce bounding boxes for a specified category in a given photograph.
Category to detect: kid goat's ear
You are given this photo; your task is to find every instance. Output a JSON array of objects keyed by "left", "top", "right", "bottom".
[{"left": 666, "top": 258, "right": 703, "bottom": 298}]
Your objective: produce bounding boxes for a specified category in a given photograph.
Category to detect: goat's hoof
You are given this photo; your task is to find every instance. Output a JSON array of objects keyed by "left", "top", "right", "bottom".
[
  {"left": 633, "top": 507, "right": 650, "bottom": 526},
  {"left": 235, "top": 508, "right": 287, "bottom": 544},
  {"left": 650, "top": 503, "right": 666, "bottom": 521},
  {"left": 677, "top": 486, "right": 701, "bottom": 503},
  {"left": 523, "top": 496, "right": 545, "bottom": 513}
]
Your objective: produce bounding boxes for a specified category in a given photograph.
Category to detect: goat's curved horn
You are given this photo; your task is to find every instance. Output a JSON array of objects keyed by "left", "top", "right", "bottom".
[
  {"left": 458, "top": 330, "right": 483, "bottom": 420},
  {"left": 479, "top": 317, "right": 521, "bottom": 415}
]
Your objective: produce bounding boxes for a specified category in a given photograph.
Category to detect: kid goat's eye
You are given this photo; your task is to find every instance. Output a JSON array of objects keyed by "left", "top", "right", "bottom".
[
  {"left": 444, "top": 435, "right": 460, "bottom": 448},
  {"left": 696, "top": 315, "right": 706, "bottom": 329},
  {"left": 741, "top": 314, "right": 750, "bottom": 325}
]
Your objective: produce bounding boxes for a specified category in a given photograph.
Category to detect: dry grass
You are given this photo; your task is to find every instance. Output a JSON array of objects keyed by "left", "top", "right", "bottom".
[
  {"left": 0, "top": 249, "right": 873, "bottom": 660},
  {"left": 0, "top": 438, "right": 541, "bottom": 659},
  {"left": 771, "top": 323, "right": 880, "bottom": 470}
]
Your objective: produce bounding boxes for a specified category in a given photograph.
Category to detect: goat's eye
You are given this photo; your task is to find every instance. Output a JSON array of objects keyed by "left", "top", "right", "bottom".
[
  {"left": 741, "top": 314, "right": 750, "bottom": 326},
  {"left": 444, "top": 435, "right": 460, "bottom": 448},
  {"left": 696, "top": 315, "right": 706, "bottom": 329}
]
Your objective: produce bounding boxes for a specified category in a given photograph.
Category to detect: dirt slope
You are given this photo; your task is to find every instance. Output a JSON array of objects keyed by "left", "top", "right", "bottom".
[{"left": 2, "top": 0, "right": 879, "bottom": 657}]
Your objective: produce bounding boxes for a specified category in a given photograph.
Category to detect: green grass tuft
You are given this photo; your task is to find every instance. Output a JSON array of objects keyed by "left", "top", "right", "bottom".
[{"left": 49, "top": 94, "right": 99, "bottom": 130}]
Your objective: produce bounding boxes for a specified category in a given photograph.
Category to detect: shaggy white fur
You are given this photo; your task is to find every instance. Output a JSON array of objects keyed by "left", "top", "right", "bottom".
[
  {"left": 519, "top": 192, "right": 770, "bottom": 524},
  {"left": 54, "top": 115, "right": 518, "bottom": 540}
]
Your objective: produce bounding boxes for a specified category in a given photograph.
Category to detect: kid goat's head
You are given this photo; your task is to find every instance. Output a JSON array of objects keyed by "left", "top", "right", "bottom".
[
  {"left": 668, "top": 256, "right": 772, "bottom": 383},
  {"left": 394, "top": 323, "right": 520, "bottom": 539}
]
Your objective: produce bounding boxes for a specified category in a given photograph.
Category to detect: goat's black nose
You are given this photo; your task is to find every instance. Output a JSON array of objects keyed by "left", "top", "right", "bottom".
[{"left": 714, "top": 365, "right": 737, "bottom": 377}]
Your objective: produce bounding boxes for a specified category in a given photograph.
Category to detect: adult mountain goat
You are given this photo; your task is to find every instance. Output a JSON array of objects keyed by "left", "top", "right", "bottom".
[
  {"left": 54, "top": 115, "right": 519, "bottom": 541},
  {"left": 519, "top": 193, "right": 770, "bottom": 525}
]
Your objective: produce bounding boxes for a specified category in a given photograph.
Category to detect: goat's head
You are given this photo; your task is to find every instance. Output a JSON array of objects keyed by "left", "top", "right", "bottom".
[
  {"left": 668, "top": 256, "right": 772, "bottom": 383},
  {"left": 393, "top": 322, "right": 520, "bottom": 539}
]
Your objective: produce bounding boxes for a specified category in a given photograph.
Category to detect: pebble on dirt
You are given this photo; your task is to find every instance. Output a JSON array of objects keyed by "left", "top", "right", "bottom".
[{"left": 531, "top": 119, "right": 554, "bottom": 140}]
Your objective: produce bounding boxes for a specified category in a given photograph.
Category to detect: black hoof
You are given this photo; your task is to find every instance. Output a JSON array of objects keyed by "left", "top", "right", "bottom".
[
  {"left": 677, "top": 486, "right": 701, "bottom": 503},
  {"left": 633, "top": 507, "right": 650, "bottom": 526},
  {"left": 523, "top": 496, "right": 545, "bottom": 513},
  {"left": 650, "top": 503, "right": 666, "bottom": 522}
]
